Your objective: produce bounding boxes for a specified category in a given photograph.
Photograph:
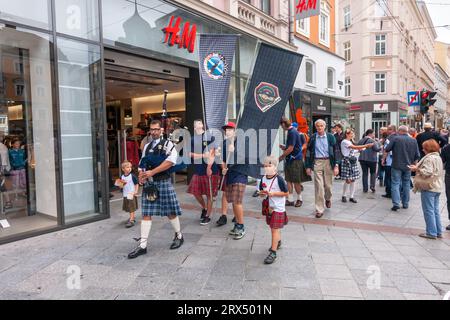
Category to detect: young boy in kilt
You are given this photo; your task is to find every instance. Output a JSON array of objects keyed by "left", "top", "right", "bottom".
[
  {"left": 258, "top": 156, "right": 289, "bottom": 264},
  {"left": 221, "top": 122, "right": 247, "bottom": 240},
  {"left": 187, "top": 120, "right": 221, "bottom": 225},
  {"left": 116, "top": 160, "right": 139, "bottom": 228},
  {"left": 128, "top": 120, "right": 184, "bottom": 259}
]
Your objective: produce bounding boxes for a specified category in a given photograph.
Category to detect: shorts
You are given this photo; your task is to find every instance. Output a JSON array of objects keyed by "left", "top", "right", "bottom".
[
  {"left": 123, "top": 197, "right": 138, "bottom": 213},
  {"left": 266, "top": 211, "right": 288, "bottom": 229},
  {"left": 225, "top": 183, "right": 246, "bottom": 204}
]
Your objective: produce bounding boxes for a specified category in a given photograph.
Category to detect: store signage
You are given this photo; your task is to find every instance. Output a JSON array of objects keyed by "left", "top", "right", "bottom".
[
  {"left": 162, "top": 16, "right": 197, "bottom": 53},
  {"left": 317, "top": 99, "right": 326, "bottom": 111},
  {"left": 348, "top": 105, "right": 361, "bottom": 111},
  {"left": 295, "top": 0, "right": 321, "bottom": 20},
  {"left": 374, "top": 103, "right": 388, "bottom": 113}
]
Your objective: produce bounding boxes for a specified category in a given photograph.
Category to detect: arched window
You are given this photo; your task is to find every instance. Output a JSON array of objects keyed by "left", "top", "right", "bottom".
[
  {"left": 327, "top": 67, "right": 335, "bottom": 90},
  {"left": 305, "top": 60, "right": 316, "bottom": 86}
]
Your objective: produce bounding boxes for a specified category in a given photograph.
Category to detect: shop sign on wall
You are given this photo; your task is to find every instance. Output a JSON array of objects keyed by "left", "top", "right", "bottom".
[
  {"left": 295, "top": 0, "right": 321, "bottom": 20},
  {"left": 163, "top": 16, "right": 197, "bottom": 53}
]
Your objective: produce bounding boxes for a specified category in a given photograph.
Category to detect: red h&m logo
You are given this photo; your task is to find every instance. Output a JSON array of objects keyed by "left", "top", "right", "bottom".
[
  {"left": 162, "top": 16, "right": 197, "bottom": 53},
  {"left": 296, "top": 0, "right": 318, "bottom": 14}
]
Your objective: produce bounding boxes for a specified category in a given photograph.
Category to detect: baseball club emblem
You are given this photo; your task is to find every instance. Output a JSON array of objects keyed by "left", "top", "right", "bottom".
[
  {"left": 254, "top": 82, "right": 281, "bottom": 112},
  {"left": 203, "top": 53, "right": 228, "bottom": 79}
]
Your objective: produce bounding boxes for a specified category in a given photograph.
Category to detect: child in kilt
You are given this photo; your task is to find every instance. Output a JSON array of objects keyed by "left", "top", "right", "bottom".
[
  {"left": 258, "top": 156, "right": 289, "bottom": 264},
  {"left": 117, "top": 160, "right": 139, "bottom": 228}
]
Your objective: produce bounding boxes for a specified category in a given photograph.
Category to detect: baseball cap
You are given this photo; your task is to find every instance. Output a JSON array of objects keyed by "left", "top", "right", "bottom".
[{"left": 222, "top": 121, "right": 236, "bottom": 130}]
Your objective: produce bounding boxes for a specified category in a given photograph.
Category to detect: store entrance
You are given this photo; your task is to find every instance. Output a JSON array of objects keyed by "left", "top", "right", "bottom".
[{"left": 104, "top": 50, "right": 192, "bottom": 194}]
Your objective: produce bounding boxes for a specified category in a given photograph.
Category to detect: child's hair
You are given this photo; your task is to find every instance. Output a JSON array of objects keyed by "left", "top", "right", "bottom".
[
  {"left": 121, "top": 160, "right": 132, "bottom": 170},
  {"left": 12, "top": 138, "right": 21, "bottom": 145},
  {"left": 263, "top": 155, "right": 278, "bottom": 169}
]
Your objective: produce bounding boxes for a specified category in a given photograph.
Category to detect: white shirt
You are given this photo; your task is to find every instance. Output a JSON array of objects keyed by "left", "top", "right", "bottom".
[
  {"left": 142, "top": 138, "right": 177, "bottom": 165},
  {"left": 341, "top": 139, "right": 353, "bottom": 157},
  {"left": 260, "top": 175, "right": 288, "bottom": 212},
  {"left": 121, "top": 173, "right": 138, "bottom": 198}
]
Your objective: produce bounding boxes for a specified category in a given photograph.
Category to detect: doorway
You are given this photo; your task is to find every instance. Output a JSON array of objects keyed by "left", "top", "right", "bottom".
[{"left": 104, "top": 50, "right": 190, "bottom": 191}]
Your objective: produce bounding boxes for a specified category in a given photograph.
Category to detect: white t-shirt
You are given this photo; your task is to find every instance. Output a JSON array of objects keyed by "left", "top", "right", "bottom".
[
  {"left": 121, "top": 173, "right": 138, "bottom": 198},
  {"left": 259, "top": 175, "right": 288, "bottom": 212},
  {"left": 341, "top": 139, "right": 353, "bottom": 157}
]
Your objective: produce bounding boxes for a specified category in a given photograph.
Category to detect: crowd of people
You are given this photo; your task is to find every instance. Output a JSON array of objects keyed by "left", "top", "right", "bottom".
[{"left": 117, "top": 117, "right": 450, "bottom": 266}]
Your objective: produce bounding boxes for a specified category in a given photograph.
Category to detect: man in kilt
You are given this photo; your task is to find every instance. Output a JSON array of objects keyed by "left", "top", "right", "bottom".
[
  {"left": 128, "top": 120, "right": 184, "bottom": 259},
  {"left": 279, "top": 117, "right": 307, "bottom": 208},
  {"left": 340, "top": 129, "right": 373, "bottom": 203},
  {"left": 187, "top": 119, "right": 221, "bottom": 225}
]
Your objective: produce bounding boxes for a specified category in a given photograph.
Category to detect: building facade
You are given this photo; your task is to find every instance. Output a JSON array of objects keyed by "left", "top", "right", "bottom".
[
  {"left": 435, "top": 41, "right": 450, "bottom": 127},
  {"left": 0, "top": 0, "right": 293, "bottom": 244},
  {"left": 338, "top": 0, "right": 437, "bottom": 138},
  {"left": 291, "top": 0, "right": 349, "bottom": 134}
]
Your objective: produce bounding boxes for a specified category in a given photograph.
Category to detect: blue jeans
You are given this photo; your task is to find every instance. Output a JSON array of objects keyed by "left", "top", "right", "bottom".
[
  {"left": 391, "top": 168, "right": 411, "bottom": 207},
  {"left": 421, "top": 191, "right": 442, "bottom": 237}
]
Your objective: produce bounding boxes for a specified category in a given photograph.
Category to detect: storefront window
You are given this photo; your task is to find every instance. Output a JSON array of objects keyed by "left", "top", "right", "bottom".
[
  {"left": 55, "top": 0, "right": 100, "bottom": 41},
  {"left": 57, "top": 38, "right": 104, "bottom": 222},
  {"left": 0, "top": 26, "right": 58, "bottom": 240},
  {"left": 0, "top": 0, "right": 52, "bottom": 30}
]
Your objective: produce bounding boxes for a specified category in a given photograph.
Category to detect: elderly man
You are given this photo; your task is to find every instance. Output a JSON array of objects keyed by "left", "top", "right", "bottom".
[
  {"left": 416, "top": 123, "right": 447, "bottom": 158},
  {"left": 384, "top": 125, "right": 420, "bottom": 211},
  {"left": 305, "top": 119, "right": 339, "bottom": 218}
]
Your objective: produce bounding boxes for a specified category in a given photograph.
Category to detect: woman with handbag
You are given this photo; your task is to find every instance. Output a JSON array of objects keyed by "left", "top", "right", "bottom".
[
  {"left": 409, "top": 139, "right": 444, "bottom": 240},
  {"left": 341, "top": 129, "right": 374, "bottom": 203}
]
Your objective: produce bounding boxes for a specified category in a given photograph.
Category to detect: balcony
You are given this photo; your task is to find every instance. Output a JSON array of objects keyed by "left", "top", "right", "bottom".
[{"left": 237, "top": 0, "right": 277, "bottom": 36}]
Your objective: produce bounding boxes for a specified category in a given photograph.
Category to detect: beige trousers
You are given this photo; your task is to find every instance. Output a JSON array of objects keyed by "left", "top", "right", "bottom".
[{"left": 313, "top": 159, "right": 334, "bottom": 213}]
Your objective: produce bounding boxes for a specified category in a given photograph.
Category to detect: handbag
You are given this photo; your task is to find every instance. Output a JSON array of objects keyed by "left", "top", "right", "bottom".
[
  {"left": 413, "top": 173, "right": 433, "bottom": 191},
  {"left": 261, "top": 175, "right": 277, "bottom": 216},
  {"left": 347, "top": 149, "right": 357, "bottom": 165}
]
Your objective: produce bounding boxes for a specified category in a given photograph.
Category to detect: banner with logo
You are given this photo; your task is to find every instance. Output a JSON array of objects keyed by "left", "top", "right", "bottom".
[
  {"left": 198, "top": 34, "right": 238, "bottom": 130},
  {"left": 231, "top": 43, "right": 303, "bottom": 178}
]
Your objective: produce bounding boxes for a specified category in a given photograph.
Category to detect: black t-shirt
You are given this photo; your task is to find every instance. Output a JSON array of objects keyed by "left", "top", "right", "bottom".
[{"left": 190, "top": 132, "right": 219, "bottom": 176}]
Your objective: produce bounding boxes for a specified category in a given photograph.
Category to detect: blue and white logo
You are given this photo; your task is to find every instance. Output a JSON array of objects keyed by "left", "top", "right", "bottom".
[{"left": 203, "top": 53, "right": 228, "bottom": 80}]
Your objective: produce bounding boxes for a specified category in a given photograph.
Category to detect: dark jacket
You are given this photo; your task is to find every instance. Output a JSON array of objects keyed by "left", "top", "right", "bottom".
[
  {"left": 305, "top": 132, "right": 339, "bottom": 169},
  {"left": 441, "top": 144, "right": 450, "bottom": 172},
  {"left": 357, "top": 137, "right": 381, "bottom": 162},
  {"left": 416, "top": 130, "right": 448, "bottom": 158},
  {"left": 384, "top": 134, "right": 420, "bottom": 171}
]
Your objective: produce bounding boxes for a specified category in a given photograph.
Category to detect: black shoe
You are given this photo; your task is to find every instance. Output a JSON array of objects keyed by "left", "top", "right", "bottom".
[
  {"left": 264, "top": 250, "right": 277, "bottom": 264},
  {"left": 349, "top": 198, "right": 357, "bottom": 204},
  {"left": 370, "top": 188, "right": 376, "bottom": 193},
  {"left": 252, "top": 190, "right": 259, "bottom": 198},
  {"left": 200, "top": 216, "right": 211, "bottom": 225},
  {"left": 363, "top": 190, "right": 368, "bottom": 193},
  {"left": 402, "top": 205, "right": 409, "bottom": 209},
  {"left": 446, "top": 225, "right": 450, "bottom": 231},
  {"left": 391, "top": 206, "right": 400, "bottom": 212},
  {"left": 285, "top": 200, "right": 295, "bottom": 206},
  {"left": 341, "top": 196, "right": 347, "bottom": 203},
  {"left": 382, "top": 194, "right": 391, "bottom": 198},
  {"left": 216, "top": 215, "right": 227, "bottom": 227},
  {"left": 128, "top": 246, "right": 147, "bottom": 259},
  {"left": 170, "top": 233, "right": 184, "bottom": 250},
  {"left": 200, "top": 209, "right": 207, "bottom": 220}
]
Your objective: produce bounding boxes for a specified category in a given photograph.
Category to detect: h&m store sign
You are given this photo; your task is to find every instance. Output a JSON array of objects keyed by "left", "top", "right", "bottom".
[
  {"left": 295, "top": 0, "right": 321, "bottom": 20},
  {"left": 162, "top": 16, "right": 197, "bottom": 53}
]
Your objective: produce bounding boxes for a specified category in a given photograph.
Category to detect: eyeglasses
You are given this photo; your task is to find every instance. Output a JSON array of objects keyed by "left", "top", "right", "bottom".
[{"left": 150, "top": 128, "right": 161, "bottom": 132}]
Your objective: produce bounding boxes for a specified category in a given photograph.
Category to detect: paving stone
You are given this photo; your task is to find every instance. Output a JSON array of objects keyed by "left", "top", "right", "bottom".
[
  {"left": 351, "top": 269, "right": 395, "bottom": 288},
  {"left": 388, "top": 275, "right": 440, "bottom": 295},
  {"left": 115, "top": 293, "right": 156, "bottom": 300},
  {"left": 338, "top": 246, "right": 373, "bottom": 258},
  {"left": 318, "top": 278, "right": 363, "bottom": 298},
  {"left": 311, "top": 253, "right": 345, "bottom": 265},
  {"left": 344, "top": 257, "right": 378, "bottom": 270},
  {"left": 418, "top": 268, "right": 450, "bottom": 284},
  {"left": 405, "top": 256, "right": 447, "bottom": 269},
  {"left": 371, "top": 250, "right": 407, "bottom": 263},
  {"left": 359, "top": 286, "right": 405, "bottom": 300},
  {"left": 240, "top": 280, "right": 281, "bottom": 300},
  {"left": 280, "top": 287, "right": 323, "bottom": 300},
  {"left": 402, "top": 293, "right": 443, "bottom": 300},
  {"left": 76, "top": 287, "right": 121, "bottom": 300},
  {"left": 315, "top": 264, "right": 353, "bottom": 280},
  {"left": 125, "top": 275, "right": 171, "bottom": 296}
]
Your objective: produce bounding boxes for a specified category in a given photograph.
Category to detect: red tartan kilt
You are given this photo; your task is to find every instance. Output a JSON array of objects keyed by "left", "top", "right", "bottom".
[
  {"left": 266, "top": 211, "right": 288, "bottom": 229},
  {"left": 187, "top": 174, "right": 222, "bottom": 196}
]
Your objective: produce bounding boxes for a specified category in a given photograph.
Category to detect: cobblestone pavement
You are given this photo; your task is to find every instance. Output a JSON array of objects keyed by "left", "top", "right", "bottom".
[{"left": 1, "top": 179, "right": 450, "bottom": 300}]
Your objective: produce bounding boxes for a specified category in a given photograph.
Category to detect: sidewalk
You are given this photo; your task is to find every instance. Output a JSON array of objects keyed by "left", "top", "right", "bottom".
[{"left": 1, "top": 179, "right": 450, "bottom": 300}]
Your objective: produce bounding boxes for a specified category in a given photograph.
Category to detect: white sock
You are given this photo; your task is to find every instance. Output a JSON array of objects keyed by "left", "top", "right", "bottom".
[
  {"left": 170, "top": 217, "right": 182, "bottom": 238},
  {"left": 350, "top": 183, "right": 356, "bottom": 198},
  {"left": 342, "top": 183, "right": 348, "bottom": 197},
  {"left": 288, "top": 193, "right": 294, "bottom": 202},
  {"left": 297, "top": 193, "right": 302, "bottom": 201},
  {"left": 140, "top": 220, "right": 152, "bottom": 249}
]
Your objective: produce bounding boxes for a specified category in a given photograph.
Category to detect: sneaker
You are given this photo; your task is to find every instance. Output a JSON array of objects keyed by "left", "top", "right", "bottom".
[
  {"left": 233, "top": 227, "right": 246, "bottom": 240},
  {"left": 341, "top": 196, "right": 347, "bottom": 203},
  {"left": 127, "top": 246, "right": 147, "bottom": 259},
  {"left": 200, "top": 209, "right": 207, "bottom": 220},
  {"left": 419, "top": 233, "right": 436, "bottom": 240},
  {"left": 349, "top": 198, "right": 358, "bottom": 204},
  {"left": 391, "top": 206, "right": 400, "bottom": 212},
  {"left": 170, "top": 233, "right": 184, "bottom": 249},
  {"left": 216, "top": 215, "right": 227, "bottom": 227},
  {"left": 264, "top": 250, "right": 277, "bottom": 264},
  {"left": 252, "top": 190, "right": 259, "bottom": 198},
  {"left": 229, "top": 225, "right": 238, "bottom": 236},
  {"left": 382, "top": 194, "right": 391, "bottom": 198},
  {"left": 200, "top": 216, "right": 211, "bottom": 225},
  {"left": 402, "top": 205, "right": 409, "bottom": 209},
  {"left": 125, "top": 219, "right": 136, "bottom": 228}
]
